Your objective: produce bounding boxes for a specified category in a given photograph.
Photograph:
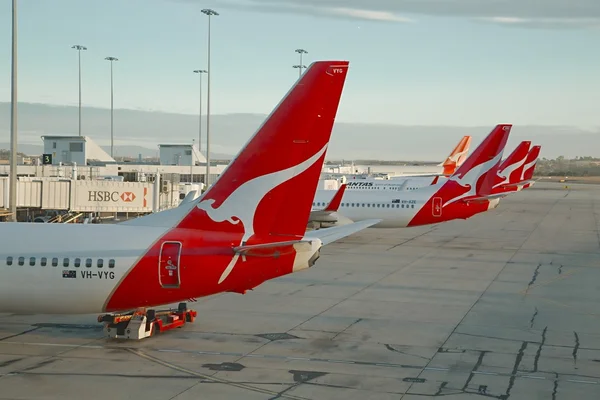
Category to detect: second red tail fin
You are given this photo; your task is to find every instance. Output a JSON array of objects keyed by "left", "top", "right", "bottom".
[
  {"left": 439, "top": 124, "right": 511, "bottom": 205},
  {"left": 493, "top": 141, "right": 531, "bottom": 189}
]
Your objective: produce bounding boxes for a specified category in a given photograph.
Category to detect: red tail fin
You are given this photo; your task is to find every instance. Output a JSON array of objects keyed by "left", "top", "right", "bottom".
[
  {"left": 522, "top": 145, "right": 541, "bottom": 180},
  {"left": 442, "top": 136, "right": 472, "bottom": 175},
  {"left": 324, "top": 184, "right": 347, "bottom": 212},
  {"left": 493, "top": 141, "right": 531, "bottom": 188},
  {"left": 440, "top": 124, "right": 511, "bottom": 205},
  {"left": 176, "top": 61, "right": 350, "bottom": 241}
]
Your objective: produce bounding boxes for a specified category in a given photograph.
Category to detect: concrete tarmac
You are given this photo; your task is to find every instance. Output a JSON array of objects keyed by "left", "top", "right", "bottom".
[{"left": 0, "top": 181, "right": 599, "bottom": 399}]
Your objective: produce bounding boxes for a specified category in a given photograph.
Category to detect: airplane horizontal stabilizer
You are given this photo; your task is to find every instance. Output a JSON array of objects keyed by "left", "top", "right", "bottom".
[
  {"left": 461, "top": 193, "right": 508, "bottom": 203},
  {"left": 305, "top": 219, "right": 381, "bottom": 246},
  {"left": 233, "top": 240, "right": 315, "bottom": 257}
]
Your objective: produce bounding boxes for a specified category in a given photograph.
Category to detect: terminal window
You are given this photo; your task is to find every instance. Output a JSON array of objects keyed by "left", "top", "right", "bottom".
[{"left": 70, "top": 142, "right": 84, "bottom": 152}]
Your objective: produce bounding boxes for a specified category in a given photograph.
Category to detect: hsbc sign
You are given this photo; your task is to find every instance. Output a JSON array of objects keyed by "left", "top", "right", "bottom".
[
  {"left": 88, "top": 191, "right": 137, "bottom": 202},
  {"left": 73, "top": 182, "right": 152, "bottom": 213}
]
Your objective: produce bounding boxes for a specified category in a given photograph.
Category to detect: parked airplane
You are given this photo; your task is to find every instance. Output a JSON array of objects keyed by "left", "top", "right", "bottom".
[
  {"left": 322, "top": 135, "right": 472, "bottom": 179},
  {"left": 310, "top": 124, "right": 512, "bottom": 228},
  {"left": 0, "top": 61, "right": 379, "bottom": 323},
  {"left": 340, "top": 140, "right": 529, "bottom": 194}
]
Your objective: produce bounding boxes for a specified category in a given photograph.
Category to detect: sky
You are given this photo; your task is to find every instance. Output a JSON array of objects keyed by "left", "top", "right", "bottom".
[{"left": 1, "top": 0, "right": 600, "bottom": 129}]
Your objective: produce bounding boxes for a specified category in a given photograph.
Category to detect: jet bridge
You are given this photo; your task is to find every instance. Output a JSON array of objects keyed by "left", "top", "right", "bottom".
[{"left": 0, "top": 177, "right": 181, "bottom": 214}]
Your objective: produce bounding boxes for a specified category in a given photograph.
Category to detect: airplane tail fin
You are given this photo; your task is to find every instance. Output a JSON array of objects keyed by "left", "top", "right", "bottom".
[
  {"left": 522, "top": 145, "right": 541, "bottom": 181},
  {"left": 493, "top": 140, "right": 531, "bottom": 189},
  {"left": 438, "top": 124, "right": 511, "bottom": 205},
  {"left": 324, "top": 184, "right": 347, "bottom": 212},
  {"left": 519, "top": 145, "right": 542, "bottom": 189},
  {"left": 441, "top": 135, "right": 472, "bottom": 175},
  {"left": 175, "top": 61, "right": 350, "bottom": 239}
]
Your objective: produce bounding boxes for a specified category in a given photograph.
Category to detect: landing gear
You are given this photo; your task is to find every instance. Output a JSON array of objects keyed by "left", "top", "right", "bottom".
[{"left": 98, "top": 302, "right": 197, "bottom": 340}]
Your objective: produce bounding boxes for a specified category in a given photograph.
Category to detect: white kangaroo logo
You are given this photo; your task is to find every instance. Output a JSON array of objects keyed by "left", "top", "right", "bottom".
[
  {"left": 493, "top": 153, "right": 528, "bottom": 188},
  {"left": 197, "top": 143, "right": 328, "bottom": 284},
  {"left": 443, "top": 151, "right": 503, "bottom": 207}
]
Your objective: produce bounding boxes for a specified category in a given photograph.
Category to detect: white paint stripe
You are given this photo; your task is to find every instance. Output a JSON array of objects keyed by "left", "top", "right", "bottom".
[
  {"left": 423, "top": 367, "right": 449, "bottom": 371},
  {"left": 566, "top": 379, "right": 598, "bottom": 384},
  {"left": 473, "top": 371, "right": 499, "bottom": 376},
  {"left": 520, "top": 375, "right": 546, "bottom": 380},
  {"left": 158, "top": 349, "right": 181, "bottom": 353}
]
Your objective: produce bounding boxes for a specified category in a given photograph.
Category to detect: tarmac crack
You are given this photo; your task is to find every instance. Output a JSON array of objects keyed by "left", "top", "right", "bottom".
[
  {"left": 532, "top": 326, "right": 547, "bottom": 373},
  {"left": 529, "top": 307, "right": 539, "bottom": 329},
  {"left": 552, "top": 373, "right": 559, "bottom": 400},
  {"left": 573, "top": 331, "right": 580, "bottom": 366},
  {"left": 462, "top": 350, "right": 488, "bottom": 391},
  {"left": 501, "top": 341, "right": 528, "bottom": 400},
  {"left": 525, "top": 263, "right": 542, "bottom": 293},
  {"left": 385, "top": 344, "right": 432, "bottom": 361}
]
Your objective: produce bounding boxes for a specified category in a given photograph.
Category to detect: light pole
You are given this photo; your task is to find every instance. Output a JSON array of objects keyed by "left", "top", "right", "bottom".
[
  {"left": 105, "top": 56, "right": 118, "bottom": 158},
  {"left": 201, "top": 8, "right": 218, "bottom": 187},
  {"left": 72, "top": 44, "right": 87, "bottom": 136},
  {"left": 193, "top": 69, "right": 207, "bottom": 153},
  {"left": 294, "top": 48, "right": 308, "bottom": 78},
  {"left": 9, "top": 0, "right": 18, "bottom": 222}
]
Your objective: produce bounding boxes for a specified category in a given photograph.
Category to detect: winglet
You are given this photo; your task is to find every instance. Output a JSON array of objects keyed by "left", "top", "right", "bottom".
[{"left": 324, "top": 184, "right": 347, "bottom": 212}]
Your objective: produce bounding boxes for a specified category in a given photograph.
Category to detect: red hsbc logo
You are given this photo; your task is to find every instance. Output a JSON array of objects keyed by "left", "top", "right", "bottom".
[{"left": 120, "top": 192, "right": 136, "bottom": 202}]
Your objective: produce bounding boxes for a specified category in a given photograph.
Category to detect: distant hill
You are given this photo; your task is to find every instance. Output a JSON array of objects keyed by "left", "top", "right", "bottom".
[{"left": 0, "top": 102, "right": 598, "bottom": 160}]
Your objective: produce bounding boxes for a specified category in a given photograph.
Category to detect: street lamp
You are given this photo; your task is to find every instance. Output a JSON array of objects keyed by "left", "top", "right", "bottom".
[
  {"left": 72, "top": 44, "right": 87, "bottom": 136},
  {"left": 294, "top": 48, "right": 308, "bottom": 78},
  {"left": 293, "top": 64, "right": 306, "bottom": 77},
  {"left": 201, "top": 8, "right": 218, "bottom": 187},
  {"left": 9, "top": 0, "right": 18, "bottom": 222},
  {"left": 193, "top": 69, "right": 207, "bottom": 153},
  {"left": 105, "top": 56, "right": 118, "bottom": 158}
]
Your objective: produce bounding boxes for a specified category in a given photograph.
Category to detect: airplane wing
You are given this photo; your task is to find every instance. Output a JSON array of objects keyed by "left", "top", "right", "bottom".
[{"left": 304, "top": 219, "right": 381, "bottom": 245}]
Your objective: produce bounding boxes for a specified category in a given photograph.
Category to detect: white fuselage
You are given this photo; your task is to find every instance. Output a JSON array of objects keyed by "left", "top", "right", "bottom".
[
  {"left": 0, "top": 223, "right": 168, "bottom": 314},
  {"left": 313, "top": 185, "right": 437, "bottom": 228},
  {"left": 0, "top": 221, "right": 322, "bottom": 315},
  {"left": 345, "top": 176, "right": 444, "bottom": 193}
]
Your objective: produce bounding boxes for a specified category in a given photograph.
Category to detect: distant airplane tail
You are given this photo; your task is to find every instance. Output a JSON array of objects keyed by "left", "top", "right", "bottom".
[
  {"left": 407, "top": 125, "right": 511, "bottom": 227},
  {"left": 441, "top": 136, "right": 472, "bottom": 175},
  {"left": 441, "top": 124, "right": 511, "bottom": 203},
  {"left": 492, "top": 140, "right": 531, "bottom": 190},
  {"left": 520, "top": 145, "right": 542, "bottom": 189}
]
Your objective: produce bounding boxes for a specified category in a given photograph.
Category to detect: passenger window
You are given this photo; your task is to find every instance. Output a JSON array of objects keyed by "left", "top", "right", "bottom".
[
  {"left": 52, "top": 258, "right": 58, "bottom": 267},
  {"left": 29, "top": 257, "right": 35, "bottom": 266},
  {"left": 86, "top": 258, "right": 92, "bottom": 268},
  {"left": 109, "top": 259, "right": 115, "bottom": 269},
  {"left": 41, "top": 257, "right": 47, "bottom": 266},
  {"left": 63, "top": 258, "right": 69, "bottom": 267},
  {"left": 18, "top": 257, "right": 24, "bottom": 266},
  {"left": 74, "top": 258, "right": 81, "bottom": 268},
  {"left": 98, "top": 259, "right": 104, "bottom": 268},
  {"left": 6, "top": 256, "right": 12, "bottom": 266}
]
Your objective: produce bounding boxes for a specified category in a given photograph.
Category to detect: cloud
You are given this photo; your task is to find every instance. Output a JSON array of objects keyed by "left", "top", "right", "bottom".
[
  {"left": 176, "top": 0, "right": 414, "bottom": 23},
  {"left": 199, "top": 0, "right": 600, "bottom": 29}
]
